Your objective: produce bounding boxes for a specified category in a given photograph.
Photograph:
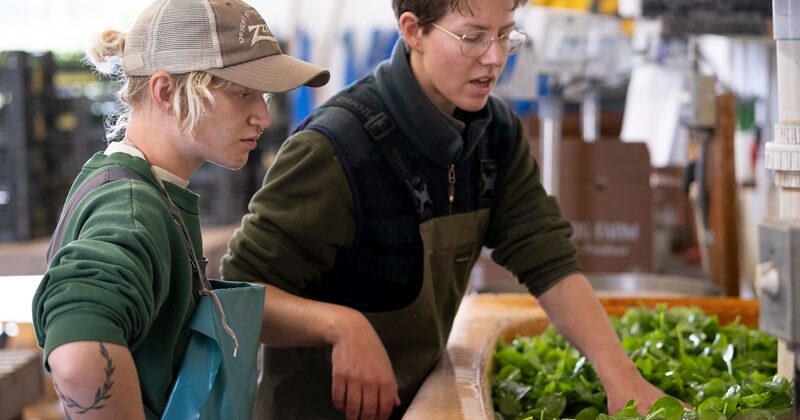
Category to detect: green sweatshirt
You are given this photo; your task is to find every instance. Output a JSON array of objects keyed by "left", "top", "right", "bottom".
[{"left": 33, "top": 152, "right": 201, "bottom": 419}]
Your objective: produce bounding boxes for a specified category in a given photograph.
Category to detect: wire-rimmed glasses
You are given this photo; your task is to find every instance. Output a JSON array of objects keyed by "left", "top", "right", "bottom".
[{"left": 431, "top": 23, "right": 528, "bottom": 58}]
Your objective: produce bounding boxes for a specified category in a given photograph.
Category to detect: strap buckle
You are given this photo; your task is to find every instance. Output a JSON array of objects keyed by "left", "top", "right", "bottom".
[
  {"left": 408, "top": 175, "right": 433, "bottom": 220},
  {"left": 365, "top": 113, "right": 395, "bottom": 141},
  {"left": 479, "top": 159, "right": 497, "bottom": 199}
]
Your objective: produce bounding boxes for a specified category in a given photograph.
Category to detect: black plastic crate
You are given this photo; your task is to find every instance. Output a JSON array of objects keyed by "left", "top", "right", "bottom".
[
  {"left": 0, "top": 141, "right": 50, "bottom": 242},
  {"left": 0, "top": 51, "right": 56, "bottom": 148},
  {"left": 642, "top": 0, "right": 771, "bottom": 18},
  {"left": 0, "top": 165, "right": 33, "bottom": 242},
  {"left": 189, "top": 163, "right": 250, "bottom": 226}
]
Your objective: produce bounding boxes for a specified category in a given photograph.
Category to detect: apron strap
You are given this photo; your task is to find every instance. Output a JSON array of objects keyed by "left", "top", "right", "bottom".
[
  {"left": 157, "top": 181, "right": 239, "bottom": 356},
  {"left": 47, "top": 168, "right": 144, "bottom": 265},
  {"left": 478, "top": 137, "right": 497, "bottom": 208},
  {"left": 317, "top": 92, "right": 434, "bottom": 222},
  {"left": 46, "top": 167, "right": 211, "bottom": 293}
]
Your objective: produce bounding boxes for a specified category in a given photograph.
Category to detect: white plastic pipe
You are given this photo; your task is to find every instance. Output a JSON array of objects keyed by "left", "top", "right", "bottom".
[
  {"left": 540, "top": 95, "right": 563, "bottom": 197},
  {"left": 770, "top": 0, "right": 800, "bottom": 382}
]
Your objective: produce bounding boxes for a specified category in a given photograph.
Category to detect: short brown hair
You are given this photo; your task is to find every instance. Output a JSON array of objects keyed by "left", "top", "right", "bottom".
[{"left": 392, "top": 0, "right": 527, "bottom": 33}]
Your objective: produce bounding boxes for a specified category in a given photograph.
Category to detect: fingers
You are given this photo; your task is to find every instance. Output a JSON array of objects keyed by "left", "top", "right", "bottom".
[
  {"left": 360, "top": 383, "right": 379, "bottom": 420},
  {"left": 333, "top": 376, "right": 399, "bottom": 420},
  {"left": 345, "top": 383, "right": 362, "bottom": 420},
  {"left": 376, "top": 386, "right": 399, "bottom": 420},
  {"left": 327, "top": 313, "right": 400, "bottom": 420},
  {"left": 332, "top": 374, "right": 346, "bottom": 412}
]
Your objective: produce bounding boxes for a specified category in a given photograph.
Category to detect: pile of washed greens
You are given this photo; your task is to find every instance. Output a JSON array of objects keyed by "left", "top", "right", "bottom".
[{"left": 492, "top": 305, "right": 793, "bottom": 419}]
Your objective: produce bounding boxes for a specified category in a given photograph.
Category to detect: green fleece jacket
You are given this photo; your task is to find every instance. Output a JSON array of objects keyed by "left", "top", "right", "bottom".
[
  {"left": 222, "top": 123, "right": 579, "bottom": 296},
  {"left": 33, "top": 152, "right": 201, "bottom": 419}
]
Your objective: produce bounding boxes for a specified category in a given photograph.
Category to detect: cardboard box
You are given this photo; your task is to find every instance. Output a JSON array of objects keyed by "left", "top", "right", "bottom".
[
  {"left": 651, "top": 166, "right": 696, "bottom": 271},
  {"left": 531, "top": 138, "right": 653, "bottom": 272}
]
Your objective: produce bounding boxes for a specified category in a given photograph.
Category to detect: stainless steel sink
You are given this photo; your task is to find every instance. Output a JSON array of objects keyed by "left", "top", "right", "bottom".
[{"left": 472, "top": 272, "right": 722, "bottom": 296}]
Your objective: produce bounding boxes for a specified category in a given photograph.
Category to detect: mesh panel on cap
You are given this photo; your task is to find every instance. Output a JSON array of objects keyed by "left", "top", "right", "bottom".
[
  {"left": 153, "top": 0, "right": 222, "bottom": 72},
  {"left": 123, "top": 0, "right": 161, "bottom": 73},
  {"left": 152, "top": 51, "right": 222, "bottom": 72},
  {"left": 157, "top": 7, "right": 215, "bottom": 50},
  {"left": 125, "top": 0, "right": 223, "bottom": 75}
]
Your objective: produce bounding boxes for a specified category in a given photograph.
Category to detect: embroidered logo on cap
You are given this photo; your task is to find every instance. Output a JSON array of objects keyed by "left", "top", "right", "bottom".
[
  {"left": 248, "top": 24, "right": 277, "bottom": 47},
  {"left": 238, "top": 8, "right": 277, "bottom": 48}
]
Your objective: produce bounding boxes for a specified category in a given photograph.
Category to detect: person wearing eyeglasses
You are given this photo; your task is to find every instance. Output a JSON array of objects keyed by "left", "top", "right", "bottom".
[{"left": 222, "top": 0, "right": 668, "bottom": 419}]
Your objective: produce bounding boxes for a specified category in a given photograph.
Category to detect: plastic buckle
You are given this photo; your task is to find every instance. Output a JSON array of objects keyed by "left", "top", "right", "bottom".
[
  {"left": 480, "top": 159, "right": 497, "bottom": 198},
  {"left": 365, "top": 113, "right": 395, "bottom": 141},
  {"left": 409, "top": 175, "right": 433, "bottom": 220}
]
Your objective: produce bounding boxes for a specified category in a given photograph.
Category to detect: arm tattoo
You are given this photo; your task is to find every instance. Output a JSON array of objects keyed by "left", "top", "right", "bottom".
[{"left": 53, "top": 342, "right": 116, "bottom": 417}]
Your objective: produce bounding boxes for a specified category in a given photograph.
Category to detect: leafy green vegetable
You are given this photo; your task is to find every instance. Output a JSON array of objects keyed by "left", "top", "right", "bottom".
[{"left": 491, "top": 305, "right": 793, "bottom": 419}]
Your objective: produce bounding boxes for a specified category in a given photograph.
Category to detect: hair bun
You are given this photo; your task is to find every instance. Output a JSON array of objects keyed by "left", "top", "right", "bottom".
[{"left": 86, "top": 30, "right": 126, "bottom": 74}]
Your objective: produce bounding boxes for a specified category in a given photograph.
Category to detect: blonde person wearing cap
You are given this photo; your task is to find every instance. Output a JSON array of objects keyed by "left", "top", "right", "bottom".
[
  {"left": 222, "top": 0, "right": 671, "bottom": 418},
  {"left": 23, "top": 1, "right": 403, "bottom": 419}
]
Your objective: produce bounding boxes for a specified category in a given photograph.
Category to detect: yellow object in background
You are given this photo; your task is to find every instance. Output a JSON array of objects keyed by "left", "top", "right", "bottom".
[
  {"left": 597, "top": 0, "right": 617, "bottom": 14},
  {"left": 620, "top": 18, "right": 636, "bottom": 36},
  {"left": 531, "top": 0, "right": 617, "bottom": 14},
  {"left": 531, "top": 0, "right": 591, "bottom": 9}
]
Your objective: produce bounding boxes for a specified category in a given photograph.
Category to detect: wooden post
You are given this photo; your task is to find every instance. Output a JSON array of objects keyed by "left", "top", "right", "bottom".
[{"left": 706, "top": 93, "right": 740, "bottom": 296}]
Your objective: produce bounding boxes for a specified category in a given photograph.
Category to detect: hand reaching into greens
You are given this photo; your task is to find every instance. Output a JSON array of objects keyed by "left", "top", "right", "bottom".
[
  {"left": 602, "top": 367, "right": 674, "bottom": 415},
  {"left": 491, "top": 300, "right": 792, "bottom": 419},
  {"left": 535, "top": 275, "right": 669, "bottom": 415}
]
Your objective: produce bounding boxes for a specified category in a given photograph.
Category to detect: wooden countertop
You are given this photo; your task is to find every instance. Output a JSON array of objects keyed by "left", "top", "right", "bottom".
[{"left": 403, "top": 293, "right": 759, "bottom": 419}]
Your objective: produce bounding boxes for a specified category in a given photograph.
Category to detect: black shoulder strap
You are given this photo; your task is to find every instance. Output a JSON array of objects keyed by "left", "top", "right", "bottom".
[
  {"left": 47, "top": 168, "right": 144, "bottom": 264},
  {"left": 478, "top": 138, "right": 497, "bottom": 208},
  {"left": 320, "top": 92, "right": 434, "bottom": 222}
]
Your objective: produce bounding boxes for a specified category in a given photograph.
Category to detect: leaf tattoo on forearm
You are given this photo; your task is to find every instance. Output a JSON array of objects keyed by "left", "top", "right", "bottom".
[{"left": 54, "top": 342, "right": 116, "bottom": 417}]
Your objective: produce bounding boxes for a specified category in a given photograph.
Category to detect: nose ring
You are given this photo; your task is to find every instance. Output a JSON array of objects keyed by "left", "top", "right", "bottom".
[{"left": 256, "top": 126, "right": 264, "bottom": 135}]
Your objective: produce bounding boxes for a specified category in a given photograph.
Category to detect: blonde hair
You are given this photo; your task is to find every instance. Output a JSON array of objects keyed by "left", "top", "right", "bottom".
[{"left": 86, "top": 29, "right": 227, "bottom": 140}]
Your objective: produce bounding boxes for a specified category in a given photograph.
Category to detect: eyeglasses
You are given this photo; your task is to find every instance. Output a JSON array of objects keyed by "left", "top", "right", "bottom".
[{"left": 431, "top": 23, "right": 528, "bottom": 58}]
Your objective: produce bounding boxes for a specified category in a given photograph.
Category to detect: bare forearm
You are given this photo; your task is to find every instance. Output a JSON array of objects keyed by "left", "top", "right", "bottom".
[
  {"left": 537, "top": 274, "right": 638, "bottom": 380},
  {"left": 259, "top": 284, "right": 400, "bottom": 418},
  {"left": 48, "top": 341, "right": 144, "bottom": 420},
  {"left": 538, "top": 274, "right": 668, "bottom": 414},
  {"left": 260, "top": 284, "right": 365, "bottom": 347}
]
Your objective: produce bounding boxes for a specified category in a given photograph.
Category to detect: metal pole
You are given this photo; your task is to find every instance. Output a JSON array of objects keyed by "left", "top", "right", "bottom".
[
  {"left": 581, "top": 81, "right": 600, "bottom": 142},
  {"left": 767, "top": 0, "right": 800, "bottom": 387},
  {"left": 540, "top": 94, "right": 563, "bottom": 197}
]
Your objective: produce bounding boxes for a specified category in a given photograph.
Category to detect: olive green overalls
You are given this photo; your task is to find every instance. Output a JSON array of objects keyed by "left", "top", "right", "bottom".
[
  {"left": 255, "top": 210, "right": 490, "bottom": 419},
  {"left": 255, "top": 95, "right": 495, "bottom": 419}
]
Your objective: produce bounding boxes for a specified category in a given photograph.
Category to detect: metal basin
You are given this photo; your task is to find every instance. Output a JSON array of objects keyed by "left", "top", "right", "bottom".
[{"left": 473, "top": 272, "right": 722, "bottom": 296}]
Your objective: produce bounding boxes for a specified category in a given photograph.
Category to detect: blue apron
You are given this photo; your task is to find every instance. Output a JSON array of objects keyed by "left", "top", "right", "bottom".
[
  {"left": 46, "top": 167, "right": 264, "bottom": 420},
  {"left": 161, "top": 279, "right": 264, "bottom": 420},
  {"left": 159, "top": 184, "right": 264, "bottom": 420}
]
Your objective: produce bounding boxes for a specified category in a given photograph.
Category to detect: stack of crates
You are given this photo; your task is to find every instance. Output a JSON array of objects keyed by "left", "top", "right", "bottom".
[
  {"left": 48, "top": 82, "right": 117, "bottom": 210},
  {"left": 0, "top": 51, "right": 55, "bottom": 242},
  {"left": 642, "top": 0, "right": 771, "bottom": 18}
]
